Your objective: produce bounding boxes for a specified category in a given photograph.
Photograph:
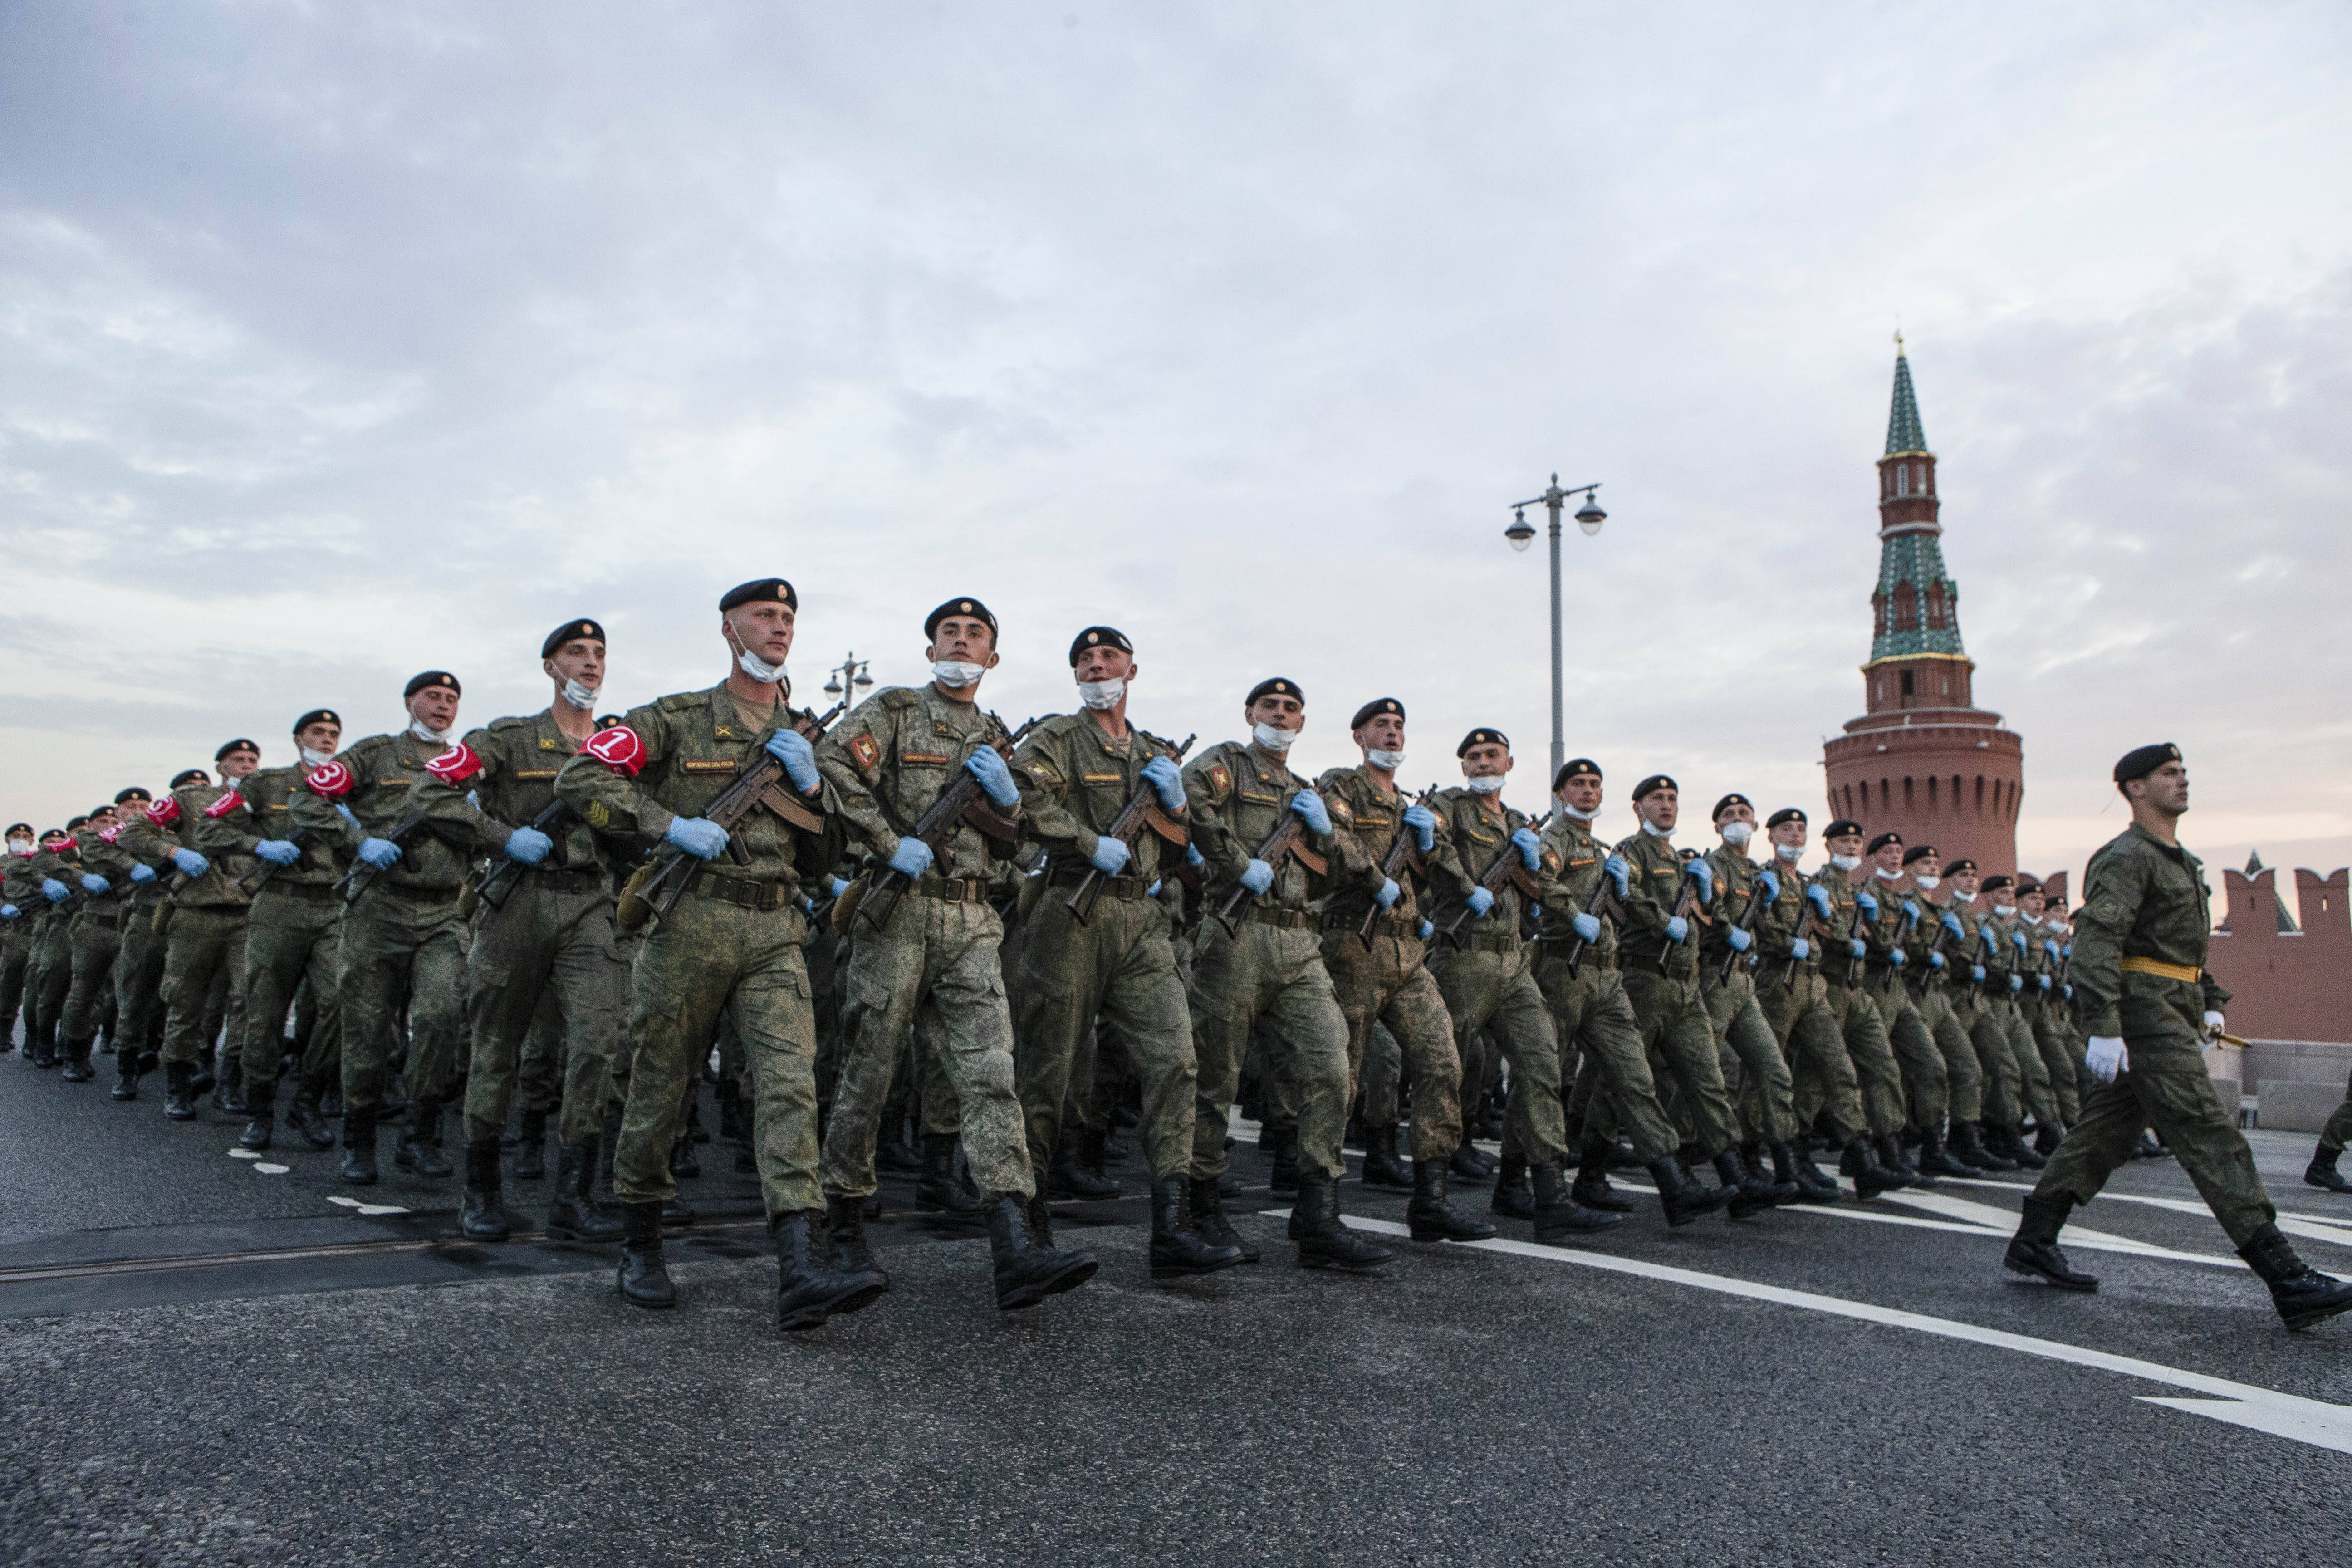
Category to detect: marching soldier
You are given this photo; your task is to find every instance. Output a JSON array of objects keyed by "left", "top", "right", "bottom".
[
  {"left": 104, "top": 792, "right": 172, "bottom": 1098},
  {"left": 1934, "top": 858, "right": 2020, "bottom": 1170},
  {"left": 1808, "top": 820, "right": 1917, "bottom": 1188},
  {"left": 2015, "top": 877, "right": 2082, "bottom": 1135},
  {"left": 20, "top": 826, "right": 84, "bottom": 1069},
  {"left": 0, "top": 823, "right": 37, "bottom": 1052},
  {"left": 1696, "top": 795, "right": 1808, "bottom": 1207},
  {"left": 814, "top": 597, "right": 1098, "bottom": 1311},
  {"left": 122, "top": 751, "right": 257, "bottom": 1118},
  {"left": 1894, "top": 844, "right": 1993, "bottom": 1172},
  {"left": 1006, "top": 625, "right": 1242, "bottom": 1279},
  {"left": 1860, "top": 832, "right": 1953, "bottom": 1180},
  {"left": 2005, "top": 744, "right": 2352, "bottom": 1331},
  {"left": 57, "top": 794, "right": 152, "bottom": 1084},
  {"left": 1976, "top": 873, "right": 2059, "bottom": 1163}
]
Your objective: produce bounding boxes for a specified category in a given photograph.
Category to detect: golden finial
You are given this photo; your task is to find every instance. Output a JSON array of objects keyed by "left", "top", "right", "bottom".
[{"left": 1894, "top": 327, "right": 1905, "bottom": 355}]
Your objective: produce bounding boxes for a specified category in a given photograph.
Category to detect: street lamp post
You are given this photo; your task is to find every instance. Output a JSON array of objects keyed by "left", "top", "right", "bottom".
[
  {"left": 1503, "top": 475, "right": 1607, "bottom": 781},
  {"left": 821, "top": 652, "right": 875, "bottom": 709}
]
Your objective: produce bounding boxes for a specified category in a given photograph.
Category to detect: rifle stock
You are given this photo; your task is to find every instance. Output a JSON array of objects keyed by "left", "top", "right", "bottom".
[{"left": 1065, "top": 734, "right": 1195, "bottom": 925}]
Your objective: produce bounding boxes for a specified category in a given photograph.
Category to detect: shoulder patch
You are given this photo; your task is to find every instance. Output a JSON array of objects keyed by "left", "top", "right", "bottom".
[
  {"left": 849, "top": 732, "right": 882, "bottom": 772},
  {"left": 1024, "top": 756, "right": 1063, "bottom": 787},
  {"left": 1207, "top": 763, "right": 1231, "bottom": 797}
]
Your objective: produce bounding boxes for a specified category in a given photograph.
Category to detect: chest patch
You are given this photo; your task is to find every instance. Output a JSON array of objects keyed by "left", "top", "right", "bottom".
[
  {"left": 1081, "top": 772, "right": 1123, "bottom": 785},
  {"left": 901, "top": 751, "right": 951, "bottom": 767},
  {"left": 1238, "top": 789, "right": 1279, "bottom": 805},
  {"left": 680, "top": 759, "right": 738, "bottom": 774},
  {"left": 513, "top": 769, "right": 559, "bottom": 780}
]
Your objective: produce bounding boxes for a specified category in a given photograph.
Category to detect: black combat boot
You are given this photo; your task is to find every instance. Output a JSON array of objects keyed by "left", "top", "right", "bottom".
[
  {"left": 1188, "top": 1176, "right": 1259, "bottom": 1264},
  {"left": 1081, "top": 1127, "right": 1123, "bottom": 1194},
  {"left": 219, "top": 1057, "right": 247, "bottom": 1114},
  {"left": 110, "top": 1047, "right": 140, "bottom": 1101},
  {"left": 660, "top": 1194, "right": 697, "bottom": 1227},
  {"left": 1490, "top": 1156, "right": 1536, "bottom": 1220},
  {"left": 547, "top": 1142, "right": 625, "bottom": 1242},
  {"left": 1360, "top": 1124, "right": 1413, "bottom": 1190},
  {"left": 2237, "top": 1223, "right": 2352, "bottom": 1330},
  {"left": 59, "top": 1037, "right": 94, "bottom": 1083},
  {"left": 669, "top": 1127, "right": 701, "bottom": 1179},
  {"left": 1292, "top": 1171, "right": 1394, "bottom": 1274},
  {"left": 1408, "top": 1158, "right": 1499, "bottom": 1243},
  {"left": 1447, "top": 1142, "right": 1493, "bottom": 1185},
  {"left": 163, "top": 1060, "right": 198, "bottom": 1121},
  {"left": 2003, "top": 1193, "right": 2097, "bottom": 1291},
  {"left": 1049, "top": 1131, "right": 1123, "bottom": 1200},
  {"left": 916, "top": 1133, "right": 986, "bottom": 1217},
  {"left": 1917, "top": 1123, "right": 1970, "bottom": 1177},
  {"left": 237, "top": 1078, "right": 276, "bottom": 1152},
  {"left": 825, "top": 1192, "right": 890, "bottom": 1291},
  {"left": 1713, "top": 1151, "right": 1774, "bottom": 1220},
  {"left": 1532, "top": 1161, "right": 1621, "bottom": 1241},
  {"left": 616, "top": 1200, "right": 676, "bottom": 1309},
  {"left": 1647, "top": 1154, "right": 1730, "bottom": 1227},
  {"left": 773, "top": 1210, "right": 887, "bottom": 1331},
  {"left": 1878, "top": 1131, "right": 1931, "bottom": 1186},
  {"left": 1573, "top": 1145, "right": 1635, "bottom": 1213},
  {"left": 2034, "top": 1121, "right": 2065, "bottom": 1156},
  {"left": 514, "top": 1109, "right": 549, "bottom": 1180},
  {"left": 2306, "top": 1145, "right": 2352, "bottom": 1194},
  {"left": 1985, "top": 1121, "right": 2043, "bottom": 1170},
  {"left": 1265, "top": 1125, "right": 1301, "bottom": 1197},
  {"left": 397, "top": 1098, "right": 454, "bottom": 1178},
  {"left": 1839, "top": 1137, "right": 1904, "bottom": 1200},
  {"left": 1151, "top": 1175, "right": 1246, "bottom": 1279},
  {"left": 876, "top": 1123, "right": 926, "bottom": 1174},
  {"left": 985, "top": 1193, "right": 1099, "bottom": 1310},
  {"left": 285, "top": 1073, "right": 334, "bottom": 1149},
  {"left": 1950, "top": 1120, "right": 2013, "bottom": 1172},
  {"left": 2134, "top": 1132, "right": 2169, "bottom": 1161},
  {"left": 460, "top": 1137, "right": 511, "bottom": 1241},
  {"left": 1774, "top": 1141, "right": 1841, "bottom": 1205},
  {"left": 341, "top": 1107, "right": 380, "bottom": 1185}
]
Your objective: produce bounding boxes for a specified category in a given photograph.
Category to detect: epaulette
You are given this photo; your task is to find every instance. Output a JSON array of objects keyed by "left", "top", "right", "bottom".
[
  {"left": 656, "top": 691, "right": 705, "bottom": 713},
  {"left": 486, "top": 715, "right": 529, "bottom": 733},
  {"left": 878, "top": 687, "right": 921, "bottom": 712}
]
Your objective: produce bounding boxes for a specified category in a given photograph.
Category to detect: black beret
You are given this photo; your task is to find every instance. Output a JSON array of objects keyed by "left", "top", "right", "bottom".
[
  {"left": 1901, "top": 844, "right": 1938, "bottom": 866},
  {"left": 1351, "top": 698, "right": 1405, "bottom": 730},
  {"left": 1246, "top": 677, "right": 1302, "bottom": 706},
  {"left": 1823, "top": 818, "right": 1865, "bottom": 840},
  {"left": 2014, "top": 876, "right": 2043, "bottom": 893},
  {"left": 1943, "top": 858, "right": 1977, "bottom": 875},
  {"left": 1068, "top": 626, "right": 1132, "bottom": 666},
  {"left": 170, "top": 769, "right": 210, "bottom": 789},
  {"left": 720, "top": 579, "right": 798, "bottom": 613},
  {"left": 4, "top": 823, "right": 31, "bottom": 837},
  {"left": 542, "top": 618, "right": 607, "bottom": 658},
  {"left": 1866, "top": 831, "right": 1903, "bottom": 855},
  {"left": 215, "top": 738, "right": 260, "bottom": 762},
  {"left": 1766, "top": 806, "right": 1807, "bottom": 829},
  {"left": 39, "top": 827, "right": 69, "bottom": 841},
  {"left": 405, "top": 671, "right": 461, "bottom": 699},
  {"left": 113, "top": 788, "right": 152, "bottom": 805},
  {"left": 66, "top": 815, "right": 88, "bottom": 830},
  {"left": 293, "top": 709, "right": 341, "bottom": 735},
  {"left": 2113, "top": 742, "right": 2180, "bottom": 783},
  {"left": 1458, "top": 727, "right": 1509, "bottom": 757},
  {"left": 1711, "top": 793, "right": 1752, "bottom": 822},
  {"left": 926, "top": 597, "right": 998, "bottom": 642},
  {"left": 1632, "top": 774, "right": 1678, "bottom": 802},
  {"left": 89, "top": 804, "right": 118, "bottom": 818},
  {"left": 1981, "top": 873, "right": 2015, "bottom": 892},
  {"left": 594, "top": 714, "right": 629, "bottom": 731},
  {"left": 1554, "top": 758, "right": 1602, "bottom": 790}
]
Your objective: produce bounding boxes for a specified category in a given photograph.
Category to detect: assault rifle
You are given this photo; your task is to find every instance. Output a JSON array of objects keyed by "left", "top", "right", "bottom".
[
  {"left": 338, "top": 809, "right": 436, "bottom": 908},
  {"left": 1439, "top": 811, "right": 1551, "bottom": 946},
  {"left": 1210, "top": 795, "right": 1333, "bottom": 939},
  {"left": 1357, "top": 786, "right": 1440, "bottom": 949},
  {"left": 1841, "top": 890, "right": 1874, "bottom": 988},
  {"left": 462, "top": 800, "right": 571, "bottom": 918},
  {"left": 857, "top": 715, "right": 1043, "bottom": 932},
  {"left": 237, "top": 828, "right": 318, "bottom": 900},
  {"left": 1658, "top": 853, "right": 1710, "bottom": 972},
  {"left": 1064, "top": 734, "right": 1195, "bottom": 925},
  {"left": 1553, "top": 875, "right": 1626, "bottom": 979},
  {"left": 1717, "top": 870, "right": 1776, "bottom": 985}
]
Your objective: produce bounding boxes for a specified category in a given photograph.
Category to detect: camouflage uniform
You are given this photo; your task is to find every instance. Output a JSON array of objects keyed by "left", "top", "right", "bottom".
[
  {"left": 1802, "top": 866, "right": 1906, "bottom": 1140},
  {"left": 2019, "top": 919, "right": 2081, "bottom": 1125},
  {"left": 1697, "top": 845, "right": 1798, "bottom": 1147},
  {"left": 1942, "top": 897, "right": 2021, "bottom": 1129},
  {"left": 216, "top": 764, "right": 344, "bottom": 1095},
  {"left": 1610, "top": 828, "right": 1740, "bottom": 1159},
  {"left": 17, "top": 842, "right": 81, "bottom": 1062},
  {"left": 59, "top": 828, "right": 137, "bottom": 1054},
  {"left": 1860, "top": 875, "right": 1950, "bottom": 1132},
  {"left": 123, "top": 790, "right": 251, "bottom": 1072},
  {"left": 1751, "top": 853, "right": 1868, "bottom": 1147},
  {"left": 1980, "top": 905, "right": 2058, "bottom": 1127},
  {"left": 1904, "top": 898, "right": 1984, "bottom": 1127}
]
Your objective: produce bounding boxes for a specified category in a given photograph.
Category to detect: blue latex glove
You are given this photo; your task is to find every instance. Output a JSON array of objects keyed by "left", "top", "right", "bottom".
[
  {"left": 80, "top": 874, "right": 110, "bottom": 895},
  {"left": 1897, "top": 900, "right": 1918, "bottom": 923},
  {"left": 1141, "top": 756, "right": 1185, "bottom": 811},
  {"left": 356, "top": 837, "right": 402, "bottom": 870},
  {"left": 1289, "top": 790, "right": 1331, "bottom": 835},
  {"left": 504, "top": 827, "right": 552, "bottom": 864},
  {"left": 2062, "top": 943, "right": 2073, "bottom": 960},
  {"left": 965, "top": 747, "right": 1019, "bottom": 808},
  {"left": 1376, "top": 877, "right": 1400, "bottom": 909},
  {"left": 1603, "top": 855, "right": 1630, "bottom": 897},
  {"left": 1511, "top": 828, "right": 1543, "bottom": 870},
  {"left": 1666, "top": 915, "right": 1689, "bottom": 943},
  {"left": 1403, "top": 804, "right": 1437, "bottom": 852},
  {"left": 253, "top": 839, "right": 302, "bottom": 866},
  {"left": 2011, "top": 931, "right": 2028, "bottom": 951},
  {"left": 0, "top": 904, "right": 15, "bottom": 919},
  {"left": 1685, "top": 858, "right": 1715, "bottom": 899},
  {"left": 887, "top": 837, "right": 935, "bottom": 879},
  {"left": 1089, "top": 836, "right": 1132, "bottom": 876},
  {"left": 129, "top": 863, "right": 157, "bottom": 884},
  {"left": 2038, "top": 974, "right": 2053, "bottom": 990},
  {"left": 1929, "top": 952, "right": 1946, "bottom": 970},
  {"left": 1971, "top": 964, "right": 1986, "bottom": 982},
  {"left": 827, "top": 877, "right": 851, "bottom": 899},
  {"left": 1940, "top": 911, "right": 1963, "bottom": 939},
  {"left": 1848, "top": 937, "right": 1867, "bottom": 959},
  {"left": 1806, "top": 884, "right": 1836, "bottom": 921},
  {"left": 1147, "top": 878, "right": 1162, "bottom": 897},
  {"left": 1856, "top": 888, "right": 1879, "bottom": 915},
  {"left": 1889, "top": 947, "right": 1906, "bottom": 967},
  {"left": 41, "top": 879, "right": 69, "bottom": 902},
  {"left": 2044, "top": 940, "right": 2061, "bottom": 959},
  {"left": 1572, "top": 911, "right": 1602, "bottom": 943},
  {"left": 1186, "top": 843, "right": 1204, "bottom": 867},
  {"left": 2064, "top": 983, "right": 2075, "bottom": 1000},
  {"left": 1417, "top": 919, "right": 1433, "bottom": 939},
  {"left": 1467, "top": 887, "right": 1495, "bottom": 918},
  {"left": 662, "top": 817, "right": 728, "bottom": 861},
  {"left": 1758, "top": 868, "right": 1779, "bottom": 901},
  {"left": 1529, "top": 904, "right": 1542, "bottom": 920},
  {"left": 763, "top": 728, "right": 821, "bottom": 792},
  {"left": 1790, "top": 937, "right": 1810, "bottom": 961},
  {"left": 171, "top": 848, "right": 209, "bottom": 878},
  {"left": 2009, "top": 975, "right": 2023, "bottom": 992},
  {"left": 1239, "top": 858, "right": 1274, "bottom": 896},
  {"left": 1727, "top": 925, "right": 1752, "bottom": 953}
]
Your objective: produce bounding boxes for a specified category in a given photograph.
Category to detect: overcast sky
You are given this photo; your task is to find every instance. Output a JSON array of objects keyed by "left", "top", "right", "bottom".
[{"left": 3, "top": 2, "right": 2347, "bottom": 910}]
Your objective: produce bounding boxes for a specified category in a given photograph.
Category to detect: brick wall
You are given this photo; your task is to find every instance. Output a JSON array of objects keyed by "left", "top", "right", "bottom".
[{"left": 2205, "top": 867, "right": 2352, "bottom": 1044}]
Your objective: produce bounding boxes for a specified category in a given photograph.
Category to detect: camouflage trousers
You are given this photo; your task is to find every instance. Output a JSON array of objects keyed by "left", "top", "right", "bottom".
[
  {"left": 1186, "top": 912, "right": 1349, "bottom": 1182},
  {"left": 519, "top": 988, "right": 563, "bottom": 1116},
  {"left": 0, "top": 922, "right": 28, "bottom": 1045},
  {"left": 1992, "top": 995, "right": 2058, "bottom": 1126},
  {"left": 462, "top": 876, "right": 626, "bottom": 1148},
  {"left": 1802, "top": 979, "right": 1905, "bottom": 1140},
  {"left": 239, "top": 885, "right": 343, "bottom": 1092},
  {"left": 60, "top": 910, "right": 125, "bottom": 1044},
  {"left": 1430, "top": 933, "right": 1567, "bottom": 1167},
  {"left": 161, "top": 907, "right": 248, "bottom": 1070},
  {"left": 1539, "top": 953, "right": 1681, "bottom": 1163},
  {"left": 2027, "top": 996, "right": 2082, "bottom": 1126},
  {"left": 612, "top": 890, "right": 816, "bottom": 1216},
  {"left": 25, "top": 917, "right": 72, "bottom": 1054},
  {"left": 1950, "top": 989, "right": 2020, "bottom": 1127},
  {"left": 1616, "top": 964, "right": 1740, "bottom": 1160},
  {"left": 2318, "top": 1068, "right": 2352, "bottom": 1156},
  {"left": 1700, "top": 967, "right": 1798, "bottom": 1146},
  {"left": 1013, "top": 887, "right": 1197, "bottom": 1183},
  {"left": 1870, "top": 974, "right": 1950, "bottom": 1130},
  {"left": 1909, "top": 981, "right": 1983, "bottom": 1124},
  {"left": 336, "top": 890, "right": 463, "bottom": 1113},
  {"left": 1319, "top": 921, "right": 1463, "bottom": 1162},
  {"left": 1360, "top": 1021, "right": 1402, "bottom": 1126},
  {"left": 111, "top": 901, "right": 168, "bottom": 1058},
  {"left": 823, "top": 890, "right": 1032, "bottom": 1202},
  {"left": 1760, "top": 967, "right": 1867, "bottom": 1147}
]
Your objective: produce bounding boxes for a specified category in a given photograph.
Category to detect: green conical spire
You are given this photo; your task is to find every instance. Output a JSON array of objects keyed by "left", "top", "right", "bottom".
[{"left": 1885, "top": 337, "right": 1926, "bottom": 455}]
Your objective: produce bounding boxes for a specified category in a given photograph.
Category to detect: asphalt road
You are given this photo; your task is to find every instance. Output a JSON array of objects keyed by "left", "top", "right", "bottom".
[{"left": 5, "top": 1044, "right": 2351, "bottom": 1567}]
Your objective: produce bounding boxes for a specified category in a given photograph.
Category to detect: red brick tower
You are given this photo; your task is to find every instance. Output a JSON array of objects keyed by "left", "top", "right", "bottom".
[{"left": 1822, "top": 341, "right": 2024, "bottom": 875}]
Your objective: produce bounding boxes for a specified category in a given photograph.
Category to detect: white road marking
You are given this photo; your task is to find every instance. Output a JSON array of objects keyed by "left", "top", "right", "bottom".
[
  {"left": 228, "top": 1148, "right": 260, "bottom": 1160},
  {"left": 252, "top": 1163, "right": 289, "bottom": 1175},
  {"left": 323, "top": 1195, "right": 409, "bottom": 1216},
  {"left": 1933, "top": 1175, "right": 2352, "bottom": 1252}
]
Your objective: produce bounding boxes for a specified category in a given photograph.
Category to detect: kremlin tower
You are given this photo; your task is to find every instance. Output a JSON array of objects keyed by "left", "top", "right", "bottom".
[{"left": 1822, "top": 342, "right": 2024, "bottom": 876}]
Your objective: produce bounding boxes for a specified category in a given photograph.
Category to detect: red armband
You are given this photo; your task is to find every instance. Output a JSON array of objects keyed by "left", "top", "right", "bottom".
[
  {"left": 203, "top": 789, "right": 248, "bottom": 819},
  {"left": 145, "top": 798, "right": 182, "bottom": 828},
  {"left": 583, "top": 725, "right": 645, "bottom": 778},
  {"left": 425, "top": 743, "right": 483, "bottom": 785},
  {"left": 304, "top": 760, "right": 355, "bottom": 799},
  {"left": 98, "top": 823, "right": 124, "bottom": 844}
]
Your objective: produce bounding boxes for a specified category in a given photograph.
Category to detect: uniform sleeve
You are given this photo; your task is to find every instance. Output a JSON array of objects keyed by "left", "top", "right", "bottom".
[
  {"left": 1013, "top": 728, "right": 1097, "bottom": 860},
  {"left": 408, "top": 728, "right": 509, "bottom": 855},
  {"left": 187, "top": 790, "right": 254, "bottom": 856},
  {"left": 1315, "top": 772, "right": 1387, "bottom": 894},
  {"left": 1533, "top": 822, "right": 1582, "bottom": 910},
  {"left": 813, "top": 701, "right": 902, "bottom": 860},
  {"left": 1613, "top": 839, "right": 1677, "bottom": 940},
  {"left": 214, "top": 776, "right": 272, "bottom": 854},
  {"left": 555, "top": 706, "right": 678, "bottom": 843},
  {"left": 2069, "top": 848, "right": 2148, "bottom": 1039},
  {"left": 1181, "top": 751, "right": 1245, "bottom": 878},
  {"left": 113, "top": 814, "right": 175, "bottom": 867},
  {"left": 1421, "top": 799, "right": 1476, "bottom": 906},
  {"left": 289, "top": 743, "right": 370, "bottom": 851}
]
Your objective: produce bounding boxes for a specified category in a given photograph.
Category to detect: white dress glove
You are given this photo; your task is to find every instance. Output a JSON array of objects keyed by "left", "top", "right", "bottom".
[{"left": 2084, "top": 1035, "right": 2129, "bottom": 1084}]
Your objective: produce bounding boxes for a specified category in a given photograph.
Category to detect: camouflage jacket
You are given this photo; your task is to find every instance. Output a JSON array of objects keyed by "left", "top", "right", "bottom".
[
  {"left": 1533, "top": 814, "right": 1619, "bottom": 961},
  {"left": 1612, "top": 828, "right": 1703, "bottom": 977},
  {"left": 2072, "top": 822, "right": 2227, "bottom": 1035},
  {"left": 817, "top": 684, "right": 1019, "bottom": 878},
  {"left": 1181, "top": 739, "right": 1335, "bottom": 913},
  {"left": 1012, "top": 712, "right": 1187, "bottom": 884},
  {"left": 1426, "top": 788, "right": 1537, "bottom": 935},
  {"left": 409, "top": 709, "right": 605, "bottom": 874},
  {"left": 1313, "top": 764, "right": 1440, "bottom": 926},
  {"left": 289, "top": 731, "right": 472, "bottom": 896}
]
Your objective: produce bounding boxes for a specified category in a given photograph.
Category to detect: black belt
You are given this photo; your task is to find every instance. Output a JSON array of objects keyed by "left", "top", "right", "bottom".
[
  {"left": 912, "top": 874, "right": 991, "bottom": 904},
  {"left": 524, "top": 867, "right": 606, "bottom": 895},
  {"left": 1453, "top": 929, "right": 1521, "bottom": 955},
  {"left": 1048, "top": 869, "right": 1150, "bottom": 901},
  {"left": 370, "top": 881, "right": 461, "bottom": 905},
  {"left": 256, "top": 880, "right": 340, "bottom": 902},
  {"left": 1327, "top": 911, "right": 1418, "bottom": 939},
  {"left": 1535, "top": 936, "right": 1616, "bottom": 969},
  {"left": 1247, "top": 906, "right": 1314, "bottom": 930},
  {"left": 77, "top": 905, "right": 125, "bottom": 928},
  {"left": 694, "top": 875, "right": 799, "bottom": 913}
]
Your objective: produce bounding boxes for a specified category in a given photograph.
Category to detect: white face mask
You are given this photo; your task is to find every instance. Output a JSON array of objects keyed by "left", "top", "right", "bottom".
[
  {"left": 1252, "top": 722, "right": 1297, "bottom": 753},
  {"left": 559, "top": 677, "right": 599, "bottom": 711},
  {"left": 411, "top": 718, "right": 454, "bottom": 745},
  {"left": 1557, "top": 801, "right": 1597, "bottom": 822},
  {"left": 1830, "top": 853, "right": 1862, "bottom": 872},
  {"left": 6, "top": 839, "right": 31, "bottom": 857},
  {"left": 1774, "top": 843, "right": 1803, "bottom": 862},
  {"left": 299, "top": 747, "right": 337, "bottom": 768},
  {"left": 735, "top": 645, "right": 789, "bottom": 684},
  {"left": 1366, "top": 749, "right": 1405, "bottom": 771},
  {"left": 1719, "top": 821, "right": 1753, "bottom": 847},
  {"left": 1993, "top": 903, "right": 2016, "bottom": 918},
  {"left": 1465, "top": 774, "right": 1505, "bottom": 795},
  {"left": 1913, "top": 875, "right": 1941, "bottom": 891},
  {"left": 1874, "top": 866, "right": 1903, "bottom": 881},
  {"left": 932, "top": 660, "right": 986, "bottom": 690},
  {"left": 1640, "top": 819, "right": 1673, "bottom": 839},
  {"left": 1076, "top": 678, "right": 1124, "bottom": 711}
]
